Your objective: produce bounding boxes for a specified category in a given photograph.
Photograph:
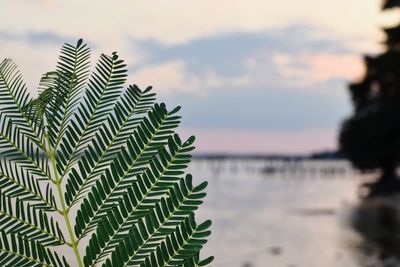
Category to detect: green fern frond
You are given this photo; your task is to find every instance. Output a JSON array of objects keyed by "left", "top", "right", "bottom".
[
  {"left": 74, "top": 106, "right": 181, "bottom": 238},
  {"left": 0, "top": 231, "right": 69, "bottom": 267},
  {"left": 0, "top": 112, "right": 50, "bottom": 181},
  {"left": 22, "top": 72, "right": 56, "bottom": 127},
  {"left": 55, "top": 52, "right": 127, "bottom": 177},
  {"left": 0, "top": 39, "right": 212, "bottom": 267},
  {"left": 0, "top": 58, "right": 45, "bottom": 149},
  {"left": 0, "top": 161, "right": 58, "bottom": 211},
  {"left": 0, "top": 194, "right": 65, "bottom": 246},
  {"left": 83, "top": 174, "right": 207, "bottom": 266},
  {"left": 182, "top": 254, "right": 215, "bottom": 267},
  {"left": 64, "top": 85, "right": 156, "bottom": 207},
  {"left": 103, "top": 216, "right": 212, "bottom": 267},
  {"left": 47, "top": 40, "right": 91, "bottom": 149}
]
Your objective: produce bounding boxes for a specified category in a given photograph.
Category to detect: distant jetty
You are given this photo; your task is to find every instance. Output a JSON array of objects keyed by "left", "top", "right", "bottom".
[
  {"left": 0, "top": 150, "right": 345, "bottom": 162},
  {"left": 192, "top": 150, "right": 344, "bottom": 161}
]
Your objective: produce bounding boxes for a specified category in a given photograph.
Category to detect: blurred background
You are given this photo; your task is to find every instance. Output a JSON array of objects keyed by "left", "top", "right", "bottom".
[
  {"left": 1, "top": 0, "right": 396, "bottom": 266},
  {"left": 1, "top": 0, "right": 383, "bottom": 154}
]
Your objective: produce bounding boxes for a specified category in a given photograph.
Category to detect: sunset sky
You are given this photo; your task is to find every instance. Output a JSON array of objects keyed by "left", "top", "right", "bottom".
[{"left": 0, "top": 0, "right": 390, "bottom": 154}]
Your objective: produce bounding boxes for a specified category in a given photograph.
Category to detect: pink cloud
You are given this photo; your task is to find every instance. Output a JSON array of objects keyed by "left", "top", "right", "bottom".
[
  {"left": 178, "top": 128, "right": 338, "bottom": 154},
  {"left": 274, "top": 52, "right": 364, "bottom": 86},
  {"left": 308, "top": 53, "right": 364, "bottom": 82}
]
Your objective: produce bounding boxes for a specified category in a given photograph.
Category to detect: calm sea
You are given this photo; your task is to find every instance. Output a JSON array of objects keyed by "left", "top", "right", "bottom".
[
  {"left": 3, "top": 157, "right": 388, "bottom": 266},
  {"left": 190, "top": 159, "right": 380, "bottom": 267}
]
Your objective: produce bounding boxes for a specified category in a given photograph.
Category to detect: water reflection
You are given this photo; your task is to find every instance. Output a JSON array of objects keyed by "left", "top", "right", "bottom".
[
  {"left": 351, "top": 196, "right": 400, "bottom": 267},
  {"left": 191, "top": 159, "right": 365, "bottom": 266},
  {"left": 191, "top": 159, "right": 400, "bottom": 266}
]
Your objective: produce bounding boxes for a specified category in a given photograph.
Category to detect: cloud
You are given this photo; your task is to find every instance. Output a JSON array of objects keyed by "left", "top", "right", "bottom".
[
  {"left": 0, "top": 31, "right": 75, "bottom": 46},
  {"left": 130, "top": 60, "right": 250, "bottom": 96},
  {"left": 273, "top": 52, "right": 363, "bottom": 86},
  {"left": 0, "top": 0, "right": 379, "bottom": 153},
  {"left": 132, "top": 23, "right": 350, "bottom": 71},
  {"left": 161, "top": 79, "right": 351, "bottom": 132},
  {"left": 127, "top": 23, "right": 357, "bottom": 142},
  {"left": 2, "top": 0, "right": 380, "bottom": 46},
  {"left": 129, "top": 23, "right": 363, "bottom": 94}
]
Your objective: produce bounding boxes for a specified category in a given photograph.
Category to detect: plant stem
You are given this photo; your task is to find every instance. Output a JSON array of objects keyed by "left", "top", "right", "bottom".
[
  {"left": 55, "top": 179, "right": 83, "bottom": 267},
  {"left": 46, "top": 136, "right": 83, "bottom": 267}
]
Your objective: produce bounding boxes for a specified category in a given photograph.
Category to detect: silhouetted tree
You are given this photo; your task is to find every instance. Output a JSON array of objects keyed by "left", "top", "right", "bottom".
[
  {"left": 340, "top": 0, "right": 400, "bottom": 195},
  {"left": 384, "top": 0, "right": 400, "bottom": 9}
]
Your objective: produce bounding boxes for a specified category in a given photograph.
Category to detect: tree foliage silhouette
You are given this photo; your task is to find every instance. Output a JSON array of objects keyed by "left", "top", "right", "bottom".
[
  {"left": 0, "top": 39, "right": 213, "bottom": 266},
  {"left": 340, "top": 0, "right": 400, "bottom": 194}
]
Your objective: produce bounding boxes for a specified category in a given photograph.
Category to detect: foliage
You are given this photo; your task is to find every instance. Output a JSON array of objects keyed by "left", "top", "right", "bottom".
[
  {"left": 339, "top": 1, "right": 400, "bottom": 172},
  {"left": 383, "top": 0, "right": 400, "bottom": 9},
  {"left": 0, "top": 39, "right": 213, "bottom": 266}
]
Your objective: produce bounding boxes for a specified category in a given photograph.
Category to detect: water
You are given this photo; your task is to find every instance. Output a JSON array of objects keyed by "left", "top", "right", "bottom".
[
  {"left": 189, "top": 159, "right": 376, "bottom": 267},
  {"left": 2, "top": 157, "right": 391, "bottom": 266}
]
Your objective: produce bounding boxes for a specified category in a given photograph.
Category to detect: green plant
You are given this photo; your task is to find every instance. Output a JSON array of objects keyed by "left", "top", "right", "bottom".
[{"left": 0, "top": 39, "right": 213, "bottom": 267}]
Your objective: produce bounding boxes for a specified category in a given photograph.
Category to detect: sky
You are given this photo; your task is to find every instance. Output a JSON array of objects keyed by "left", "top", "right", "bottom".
[{"left": 0, "top": 0, "right": 391, "bottom": 154}]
